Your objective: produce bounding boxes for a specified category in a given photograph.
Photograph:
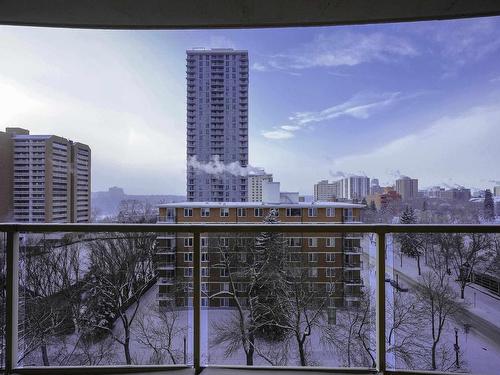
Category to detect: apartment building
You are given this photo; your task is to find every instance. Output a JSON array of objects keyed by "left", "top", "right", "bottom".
[
  {"left": 314, "top": 180, "right": 338, "bottom": 201},
  {"left": 337, "top": 176, "right": 370, "bottom": 200},
  {"left": 156, "top": 201, "right": 364, "bottom": 309},
  {"left": 0, "top": 127, "right": 91, "bottom": 223},
  {"left": 186, "top": 48, "right": 249, "bottom": 202},
  {"left": 494, "top": 186, "right": 500, "bottom": 197},
  {"left": 395, "top": 176, "right": 418, "bottom": 201},
  {"left": 248, "top": 170, "right": 273, "bottom": 202}
]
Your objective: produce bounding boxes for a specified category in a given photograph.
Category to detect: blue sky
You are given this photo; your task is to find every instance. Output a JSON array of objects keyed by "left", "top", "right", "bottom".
[{"left": 1, "top": 17, "right": 500, "bottom": 195}]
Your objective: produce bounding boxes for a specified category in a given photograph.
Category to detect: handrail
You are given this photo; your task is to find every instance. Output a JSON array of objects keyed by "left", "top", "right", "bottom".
[
  {"left": 1, "top": 222, "right": 500, "bottom": 375},
  {"left": 1, "top": 222, "right": 499, "bottom": 233}
]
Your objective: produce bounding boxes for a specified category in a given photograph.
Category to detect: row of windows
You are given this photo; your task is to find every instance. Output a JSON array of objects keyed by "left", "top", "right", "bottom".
[
  {"left": 182, "top": 236, "right": 339, "bottom": 248},
  {"left": 184, "top": 207, "right": 337, "bottom": 218},
  {"left": 180, "top": 267, "right": 340, "bottom": 279},
  {"left": 180, "top": 251, "right": 337, "bottom": 263}
]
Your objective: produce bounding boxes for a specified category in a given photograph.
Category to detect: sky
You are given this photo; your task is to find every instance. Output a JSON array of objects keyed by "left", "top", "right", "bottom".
[{"left": 1, "top": 17, "right": 500, "bottom": 195}]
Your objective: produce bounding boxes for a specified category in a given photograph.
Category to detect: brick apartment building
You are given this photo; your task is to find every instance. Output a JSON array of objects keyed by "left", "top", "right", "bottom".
[{"left": 156, "top": 202, "right": 364, "bottom": 309}]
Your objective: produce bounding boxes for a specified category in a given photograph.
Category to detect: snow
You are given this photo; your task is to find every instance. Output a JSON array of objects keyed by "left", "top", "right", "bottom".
[{"left": 364, "top": 234, "right": 500, "bottom": 374}]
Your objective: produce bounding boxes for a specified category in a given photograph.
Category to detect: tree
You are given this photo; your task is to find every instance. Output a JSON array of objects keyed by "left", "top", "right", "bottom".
[
  {"left": 386, "top": 291, "right": 427, "bottom": 369},
  {"left": 134, "top": 301, "right": 187, "bottom": 364},
  {"left": 450, "top": 233, "right": 493, "bottom": 299},
  {"left": 209, "top": 209, "right": 291, "bottom": 365},
  {"left": 321, "top": 290, "right": 375, "bottom": 367},
  {"left": 396, "top": 206, "right": 423, "bottom": 274},
  {"left": 18, "top": 238, "right": 78, "bottom": 366},
  {"left": 369, "top": 200, "right": 377, "bottom": 212},
  {"left": 484, "top": 189, "right": 495, "bottom": 221},
  {"left": 209, "top": 233, "right": 281, "bottom": 366},
  {"left": 274, "top": 264, "right": 333, "bottom": 366},
  {"left": 117, "top": 200, "right": 156, "bottom": 223},
  {"left": 252, "top": 209, "right": 289, "bottom": 341},
  {"left": 415, "top": 272, "right": 461, "bottom": 371},
  {"left": 83, "top": 233, "right": 157, "bottom": 364}
]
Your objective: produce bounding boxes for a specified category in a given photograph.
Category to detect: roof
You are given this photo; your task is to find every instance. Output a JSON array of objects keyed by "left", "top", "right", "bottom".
[{"left": 158, "top": 201, "right": 365, "bottom": 209}]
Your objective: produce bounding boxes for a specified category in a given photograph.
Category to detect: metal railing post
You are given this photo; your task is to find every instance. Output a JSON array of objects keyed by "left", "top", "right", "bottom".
[
  {"left": 193, "top": 231, "right": 201, "bottom": 373},
  {"left": 5, "top": 231, "right": 19, "bottom": 374},
  {"left": 376, "top": 231, "right": 386, "bottom": 374}
]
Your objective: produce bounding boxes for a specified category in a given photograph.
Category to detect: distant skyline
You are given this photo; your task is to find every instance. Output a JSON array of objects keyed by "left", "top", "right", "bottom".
[{"left": 1, "top": 17, "right": 500, "bottom": 195}]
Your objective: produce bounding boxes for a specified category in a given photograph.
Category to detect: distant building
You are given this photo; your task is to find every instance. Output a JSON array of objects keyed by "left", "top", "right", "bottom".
[
  {"left": 337, "top": 176, "right": 370, "bottom": 200},
  {"left": 261, "top": 180, "right": 300, "bottom": 204},
  {"left": 422, "top": 186, "right": 471, "bottom": 201},
  {"left": 395, "top": 176, "right": 418, "bottom": 201},
  {"left": 0, "top": 127, "right": 91, "bottom": 223},
  {"left": 366, "top": 189, "right": 402, "bottom": 211},
  {"left": 440, "top": 188, "right": 471, "bottom": 201},
  {"left": 370, "top": 178, "right": 383, "bottom": 195},
  {"left": 186, "top": 48, "right": 249, "bottom": 202},
  {"left": 494, "top": 186, "right": 500, "bottom": 197},
  {"left": 314, "top": 180, "right": 338, "bottom": 201},
  {"left": 424, "top": 186, "right": 445, "bottom": 199},
  {"left": 248, "top": 169, "right": 273, "bottom": 202}
]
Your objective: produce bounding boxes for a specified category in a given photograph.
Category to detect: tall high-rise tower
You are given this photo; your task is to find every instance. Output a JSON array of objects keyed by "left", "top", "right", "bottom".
[{"left": 186, "top": 48, "right": 249, "bottom": 202}]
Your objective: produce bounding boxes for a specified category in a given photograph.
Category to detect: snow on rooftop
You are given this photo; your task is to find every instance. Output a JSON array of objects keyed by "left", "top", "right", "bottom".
[{"left": 158, "top": 201, "right": 365, "bottom": 209}]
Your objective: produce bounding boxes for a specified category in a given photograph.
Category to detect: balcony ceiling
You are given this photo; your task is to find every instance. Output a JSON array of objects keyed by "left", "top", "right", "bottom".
[{"left": 0, "top": 0, "right": 500, "bottom": 29}]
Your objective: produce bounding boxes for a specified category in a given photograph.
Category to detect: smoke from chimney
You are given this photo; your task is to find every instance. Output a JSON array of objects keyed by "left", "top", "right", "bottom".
[{"left": 187, "top": 156, "right": 264, "bottom": 177}]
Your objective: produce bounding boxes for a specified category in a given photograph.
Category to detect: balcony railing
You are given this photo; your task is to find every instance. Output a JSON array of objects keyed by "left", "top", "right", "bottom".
[{"left": 1, "top": 222, "right": 499, "bottom": 375}]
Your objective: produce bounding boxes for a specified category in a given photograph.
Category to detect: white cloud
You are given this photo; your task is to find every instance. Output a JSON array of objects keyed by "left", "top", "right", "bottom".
[
  {"left": 261, "top": 129, "right": 295, "bottom": 140},
  {"left": 328, "top": 105, "right": 500, "bottom": 189},
  {"left": 434, "top": 18, "right": 500, "bottom": 67},
  {"left": 291, "top": 92, "right": 401, "bottom": 125},
  {"left": 280, "top": 125, "right": 300, "bottom": 131},
  {"left": 253, "top": 31, "right": 417, "bottom": 72},
  {"left": 262, "top": 92, "right": 404, "bottom": 140},
  {"left": 251, "top": 62, "right": 268, "bottom": 72},
  {"left": 491, "top": 75, "right": 500, "bottom": 83}
]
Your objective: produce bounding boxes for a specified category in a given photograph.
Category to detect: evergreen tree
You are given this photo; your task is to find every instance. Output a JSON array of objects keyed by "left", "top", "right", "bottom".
[
  {"left": 361, "top": 197, "right": 367, "bottom": 206},
  {"left": 252, "top": 209, "right": 289, "bottom": 341},
  {"left": 369, "top": 201, "right": 377, "bottom": 212},
  {"left": 397, "top": 206, "right": 423, "bottom": 274},
  {"left": 422, "top": 200, "right": 427, "bottom": 212},
  {"left": 484, "top": 189, "right": 495, "bottom": 221}
]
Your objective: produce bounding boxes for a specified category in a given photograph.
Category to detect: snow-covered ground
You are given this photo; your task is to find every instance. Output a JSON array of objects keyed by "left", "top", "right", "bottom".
[{"left": 365, "top": 234, "right": 500, "bottom": 375}]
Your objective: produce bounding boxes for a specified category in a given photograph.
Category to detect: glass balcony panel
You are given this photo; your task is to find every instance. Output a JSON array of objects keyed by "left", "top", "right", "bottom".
[
  {"left": 385, "top": 231, "right": 500, "bottom": 375},
  {"left": 203, "top": 230, "right": 375, "bottom": 368},
  {"left": 17, "top": 231, "right": 192, "bottom": 367}
]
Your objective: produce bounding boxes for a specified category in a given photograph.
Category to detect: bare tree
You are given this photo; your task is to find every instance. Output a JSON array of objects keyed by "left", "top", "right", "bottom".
[
  {"left": 83, "top": 233, "right": 156, "bottom": 364},
  {"left": 450, "top": 233, "right": 493, "bottom": 299},
  {"left": 386, "top": 291, "right": 427, "bottom": 369},
  {"left": 117, "top": 200, "right": 156, "bottom": 223},
  {"left": 134, "top": 301, "right": 187, "bottom": 364},
  {"left": 274, "top": 264, "right": 333, "bottom": 366},
  {"left": 321, "top": 290, "right": 375, "bottom": 368},
  {"left": 18, "top": 237, "right": 79, "bottom": 366},
  {"left": 415, "top": 272, "right": 461, "bottom": 371}
]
